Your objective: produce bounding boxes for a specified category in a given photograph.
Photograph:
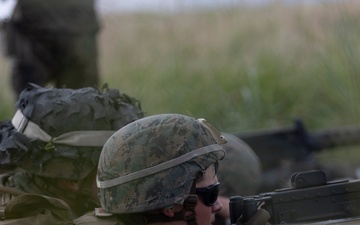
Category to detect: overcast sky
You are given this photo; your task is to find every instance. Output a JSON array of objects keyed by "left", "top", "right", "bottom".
[
  {"left": 97, "top": 0, "right": 249, "bottom": 14},
  {"left": 96, "top": 0, "right": 341, "bottom": 14},
  {"left": 0, "top": 0, "right": 343, "bottom": 20}
]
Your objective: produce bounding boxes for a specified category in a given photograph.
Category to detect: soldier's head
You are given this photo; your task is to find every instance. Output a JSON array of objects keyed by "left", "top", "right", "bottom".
[
  {"left": 97, "top": 114, "right": 226, "bottom": 225},
  {"left": 218, "top": 133, "right": 262, "bottom": 197},
  {"left": 0, "top": 84, "right": 144, "bottom": 209}
]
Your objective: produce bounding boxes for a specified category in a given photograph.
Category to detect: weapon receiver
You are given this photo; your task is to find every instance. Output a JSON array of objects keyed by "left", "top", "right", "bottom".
[{"left": 230, "top": 170, "right": 360, "bottom": 224}]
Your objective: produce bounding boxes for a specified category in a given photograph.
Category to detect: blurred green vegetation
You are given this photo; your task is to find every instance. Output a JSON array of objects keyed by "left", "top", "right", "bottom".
[
  {"left": 97, "top": 3, "right": 358, "bottom": 129},
  {"left": 1, "top": 2, "right": 360, "bottom": 168},
  {"left": 0, "top": 57, "right": 15, "bottom": 119}
]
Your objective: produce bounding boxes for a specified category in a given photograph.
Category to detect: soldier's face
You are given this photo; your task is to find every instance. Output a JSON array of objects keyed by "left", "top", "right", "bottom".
[{"left": 195, "top": 164, "right": 223, "bottom": 225}]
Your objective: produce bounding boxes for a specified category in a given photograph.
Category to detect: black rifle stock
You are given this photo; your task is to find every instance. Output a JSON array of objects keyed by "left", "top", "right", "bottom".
[
  {"left": 230, "top": 170, "right": 360, "bottom": 224},
  {"left": 236, "top": 119, "right": 360, "bottom": 172}
]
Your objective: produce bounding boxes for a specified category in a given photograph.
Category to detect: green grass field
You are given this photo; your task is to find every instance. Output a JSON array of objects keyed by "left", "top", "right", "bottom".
[
  {"left": 1, "top": 1, "right": 360, "bottom": 170},
  {"left": 97, "top": 2, "right": 360, "bottom": 130}
]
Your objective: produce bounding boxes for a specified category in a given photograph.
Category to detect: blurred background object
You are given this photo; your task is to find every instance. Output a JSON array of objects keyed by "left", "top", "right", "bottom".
[
  {"left": 0, "top": 0, "right": 100, "bottom": 99},
  {"left": 219, "top": 133, "right": 262, "bottom": 196}
]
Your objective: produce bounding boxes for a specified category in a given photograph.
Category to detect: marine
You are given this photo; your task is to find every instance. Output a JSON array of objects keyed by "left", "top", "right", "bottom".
[{"left": 74, "top": 114, "right": 270, "bottom": 225}]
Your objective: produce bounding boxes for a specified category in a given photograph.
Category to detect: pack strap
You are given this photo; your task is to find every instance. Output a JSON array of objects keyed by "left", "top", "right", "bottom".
[{"left": 11, "top": 109, "right": 115, "bottom": 147}]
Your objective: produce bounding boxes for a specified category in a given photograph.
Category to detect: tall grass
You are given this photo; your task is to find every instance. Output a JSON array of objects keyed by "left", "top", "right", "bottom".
[
  {"left": 0, "top": 55, "right": 15, "bottom": 119},
  {"left": 0, "top": 1, "right": 360, "bottom": 165},
  {"left": 97, "top": 2, "right": 360, "bottom": 131}
]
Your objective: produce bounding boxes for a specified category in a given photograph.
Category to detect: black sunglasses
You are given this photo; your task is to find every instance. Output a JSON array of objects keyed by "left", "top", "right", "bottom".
[{"left": 195, "top": 182, "right": 220, "bottom": 206}]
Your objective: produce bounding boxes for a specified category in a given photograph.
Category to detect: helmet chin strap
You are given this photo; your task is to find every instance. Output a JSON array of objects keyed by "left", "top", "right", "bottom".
[
  {"left": 181, "top": 193, "right": 198, "bottom": 225},
  {"left": 143, "top": 181, "right": 199, "bottom": 225}
]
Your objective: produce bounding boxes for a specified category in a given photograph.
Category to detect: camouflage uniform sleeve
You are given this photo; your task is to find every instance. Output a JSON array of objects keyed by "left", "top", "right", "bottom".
[
  {"left": 2, "top": 194, "right": 73, "bottom": 224},
  {"left": 73, "top": 211, "right": 119, "bottom": 225}
]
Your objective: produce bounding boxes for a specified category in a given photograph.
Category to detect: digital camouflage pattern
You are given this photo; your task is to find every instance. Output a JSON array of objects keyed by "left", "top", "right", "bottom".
[
  {"left": 0, "top": 194, "right": 73, "bottom": 225},
  {"left": 218, "top": 133, "right": 262, "bottom": 196},
  {"left": 0, "top": 84, "right": 144, "bottom": 180},
  {"left": 97, "top": 114, "right": 226, "bottom": 214}
]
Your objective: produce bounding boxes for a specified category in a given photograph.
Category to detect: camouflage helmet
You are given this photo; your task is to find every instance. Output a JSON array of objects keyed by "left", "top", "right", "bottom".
[
  {"left": 0, "top": 84, "right": 144, "bottom": 180},
  {"left": 218, "top": 133, "right": 262, "bottom": 196},
  {"left": 97, "top": 114, "right": 226, "bottom": 214}
]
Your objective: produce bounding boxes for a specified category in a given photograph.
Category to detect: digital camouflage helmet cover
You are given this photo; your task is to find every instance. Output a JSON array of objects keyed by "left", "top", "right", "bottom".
[
  {"left": 0, "top": 84, "right": 144, "bottom": 180},
  {"left": 97, "top": 114, "right": 226, "bottom": 214}
]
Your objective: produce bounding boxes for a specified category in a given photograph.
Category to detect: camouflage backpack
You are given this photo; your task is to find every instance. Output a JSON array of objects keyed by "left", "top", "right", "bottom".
[
  {"left": 0, "top": 84, "right": 145, "bottom": 224},
  {"left": 0, "top": 84, "right": 144, "bottom": 180}
]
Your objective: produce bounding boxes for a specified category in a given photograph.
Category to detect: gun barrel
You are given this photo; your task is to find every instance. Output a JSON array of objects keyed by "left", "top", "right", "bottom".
[
  {"left": 309, "top": 125, "right": 360, "bottom": 150},
  {"left": 236, "top": 121, "right": 360, "bottom": 171}
]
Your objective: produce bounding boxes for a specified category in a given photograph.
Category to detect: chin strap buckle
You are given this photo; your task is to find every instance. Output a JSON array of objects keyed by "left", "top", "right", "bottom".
[{"left": 183, "top": 194, "right": 198, "bottom": 225}]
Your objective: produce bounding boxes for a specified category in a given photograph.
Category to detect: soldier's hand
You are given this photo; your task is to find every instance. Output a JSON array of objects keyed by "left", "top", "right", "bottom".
[{"left": 236, "top": 209, "right": 271, "bottom": 225}]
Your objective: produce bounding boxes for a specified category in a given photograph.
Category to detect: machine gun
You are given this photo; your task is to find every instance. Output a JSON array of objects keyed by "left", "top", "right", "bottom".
[
  {"left": 229, "top": 170, "right": 360, "bottom": 225},
  {"left": 236, "top": 120, "right": 360, "bottom": 192},
  {"left": 236, "top": 119, "right": 360, "bottom": 172}
]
